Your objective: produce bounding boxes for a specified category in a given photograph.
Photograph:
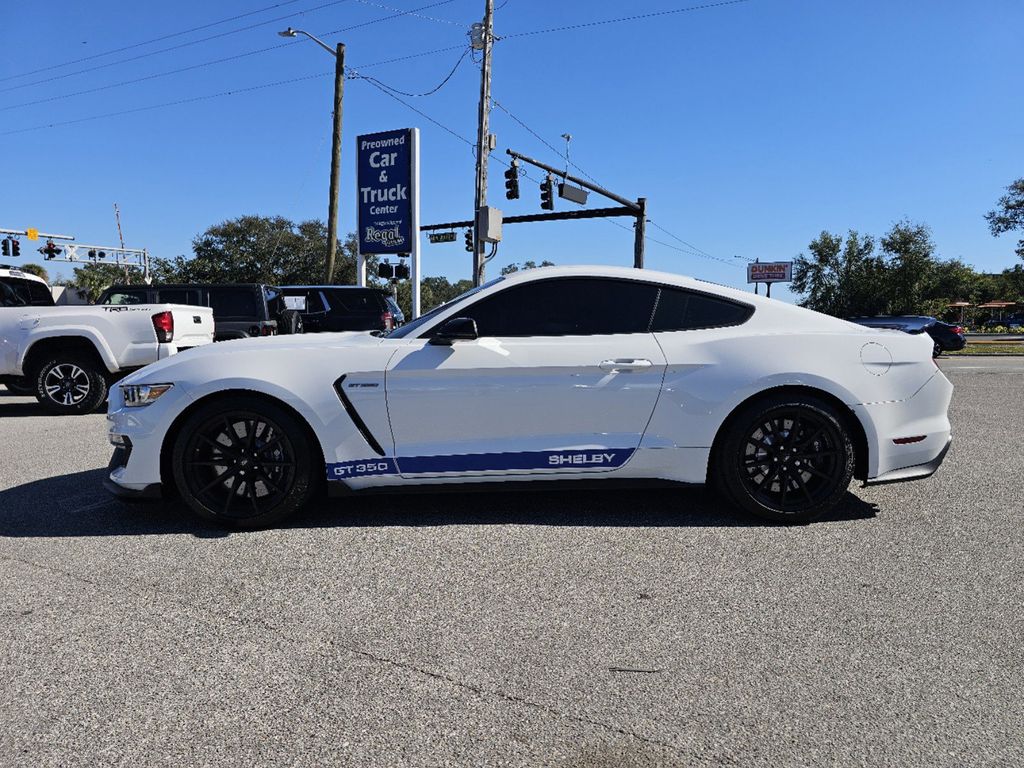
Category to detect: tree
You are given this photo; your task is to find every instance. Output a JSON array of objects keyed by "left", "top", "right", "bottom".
[
  {"left": 393, "top": 275, "right": 474, "bottom": 318},
  {"left": 160, "top": 215, "right": 370, "bottom": 285},
  {"left": 18, "top": 263, "right": 49, "bottom": 282},
  {"left": 63, "top": 261, "right": 176, "bottom": 301},
  {"left": 984, "top": 178, "right": 1024, "bottom": 260},
  {"left": 791, "top": 230, "right": 886, "bottom": 316},
  {"left": 880, "top": 220, "right": 936, "bottom": 314},
  {"left": 500, "top": 259, "right": 555, "bottom": 275}
]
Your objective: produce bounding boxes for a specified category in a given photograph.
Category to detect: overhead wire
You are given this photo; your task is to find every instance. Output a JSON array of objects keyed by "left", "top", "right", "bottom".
[
  {"left": 349, "top": 46, "right": 470, "bottom": 98},
  {"left": 0, "top": 0, "right": 308, "bottom": 83}
]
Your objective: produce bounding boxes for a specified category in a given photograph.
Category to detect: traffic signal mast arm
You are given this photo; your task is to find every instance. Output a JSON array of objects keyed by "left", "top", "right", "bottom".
[{"left": 505, "top": 149, "right": 642, "bottom": 212}]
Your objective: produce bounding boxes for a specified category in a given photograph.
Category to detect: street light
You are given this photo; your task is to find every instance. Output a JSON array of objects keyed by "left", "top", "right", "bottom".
[{"left": 280, "top": 27, "right": 346, "bottom": 284}]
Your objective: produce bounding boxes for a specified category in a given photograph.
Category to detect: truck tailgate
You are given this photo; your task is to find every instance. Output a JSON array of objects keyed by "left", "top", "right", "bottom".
[{"left": 166, "top": 305, "right": 215, "bottom": 349}]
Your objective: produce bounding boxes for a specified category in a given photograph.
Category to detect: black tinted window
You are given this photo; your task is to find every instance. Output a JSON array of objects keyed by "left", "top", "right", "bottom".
[
  {"left": 209, "top": 288, "right": 259, "bottom": 318},
  {"left": 0, "top": 280, "right": 26, "bottom": 307},
  {"left": 651, "top": 287, "right": 752, "bottom": 331},
  {"left": 459, "top": 278, "right": 659, "bottom": 337},
  {"left": 26, "top": 281, "right": 54, "bottom": 305},
  {"left": 323, "top": 288, "right": 386, "bottom": 314},
  {"left": 158, "top": 289, "right": 201, "bottom": 306}
]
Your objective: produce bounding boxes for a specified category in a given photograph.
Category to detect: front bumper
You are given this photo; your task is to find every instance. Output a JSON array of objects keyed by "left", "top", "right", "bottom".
[{"left": 862, "top": 435, "right": 952, "bottom": 486}]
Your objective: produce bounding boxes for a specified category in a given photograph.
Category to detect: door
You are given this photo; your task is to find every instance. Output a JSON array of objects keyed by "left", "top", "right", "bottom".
[{"left": 385, "top": 277, "right": 667, "bottom": 478}]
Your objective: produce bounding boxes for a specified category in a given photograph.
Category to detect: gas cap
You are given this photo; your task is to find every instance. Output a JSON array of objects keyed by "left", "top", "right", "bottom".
[{"left": 860, "top": 342, "right": 892, "bottom": 376}]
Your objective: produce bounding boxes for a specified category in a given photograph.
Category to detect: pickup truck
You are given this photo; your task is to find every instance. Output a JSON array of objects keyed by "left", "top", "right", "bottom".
[{"left": 1, "top": 268, "right": 215, "bottom": 414}]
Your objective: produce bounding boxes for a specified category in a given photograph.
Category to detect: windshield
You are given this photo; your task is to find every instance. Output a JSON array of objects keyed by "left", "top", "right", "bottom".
[{"left": 385, "top": 277, "right": 503, "bottom": 339}]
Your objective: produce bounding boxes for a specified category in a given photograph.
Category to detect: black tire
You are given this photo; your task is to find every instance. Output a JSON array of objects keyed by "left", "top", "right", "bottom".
[
  {"left": 712, "top": 394, "right": 855, "bottom": 524},
  {"left": 171, "top": 396, "right": 317, "bottom": 528},
  {"left": 34, "top": 355, "right": 109, "bottom": 415},
  {"left": 1, "top": 376, "right": 36, "bottom": 396},
  {"left": 277, "top": 309, "right": 303, "bottom": 335}
]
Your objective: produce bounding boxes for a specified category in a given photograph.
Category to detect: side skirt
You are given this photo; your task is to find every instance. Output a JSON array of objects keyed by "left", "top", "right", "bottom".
[{"left": 326, "top": 476, "right": 700, "bottom": 498}]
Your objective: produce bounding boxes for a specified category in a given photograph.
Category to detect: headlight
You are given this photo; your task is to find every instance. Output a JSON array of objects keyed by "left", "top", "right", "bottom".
[{"left": 121, "top": 383, "right": 174, "bottom": 407}]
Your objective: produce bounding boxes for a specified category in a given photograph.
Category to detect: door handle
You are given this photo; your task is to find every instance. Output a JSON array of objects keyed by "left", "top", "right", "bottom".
[{"left": 599, "top": 358, "right": 653, "bottom": 372}]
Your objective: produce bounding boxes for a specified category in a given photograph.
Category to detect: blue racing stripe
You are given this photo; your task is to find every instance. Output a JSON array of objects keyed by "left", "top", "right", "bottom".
[{"left": 326, "top": 448, "right": 635, "bottom": 481}]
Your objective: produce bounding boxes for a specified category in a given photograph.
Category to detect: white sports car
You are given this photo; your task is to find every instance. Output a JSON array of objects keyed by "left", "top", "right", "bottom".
[{"left": 105, "top": 265, "right": 952, "bottom": 527}]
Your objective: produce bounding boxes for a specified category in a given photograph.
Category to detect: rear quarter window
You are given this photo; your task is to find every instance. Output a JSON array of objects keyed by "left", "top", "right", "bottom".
[
  {"left": 651, "top": 287, "right": 753, "bottom": 331},
  {"left": 209, "top": 288, "right": 260, "bottom": 318}
]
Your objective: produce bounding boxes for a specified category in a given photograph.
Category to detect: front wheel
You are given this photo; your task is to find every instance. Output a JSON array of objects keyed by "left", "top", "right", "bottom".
[
  {"left": 171, "top": 396, "right": 317, "bottom": 528},
  {"left": 34, "top": 356, "right": 109, "bottom": 415},
  {"left": 712, "top": 394, "right": 855, "bottom": 524}
]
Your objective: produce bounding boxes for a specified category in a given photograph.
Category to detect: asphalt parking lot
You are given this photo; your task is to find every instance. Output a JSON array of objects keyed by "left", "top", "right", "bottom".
[{"left": 1, "top": 357, "right": 1021, "bottom": 767}]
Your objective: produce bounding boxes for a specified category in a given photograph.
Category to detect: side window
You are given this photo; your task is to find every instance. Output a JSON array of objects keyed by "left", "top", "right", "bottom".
[
  {"left": 458, "top": 278, "right": 659, "bottom": 337},
  {"left": 209, "top": 289, "right": 259, "bottom": 318},
  {"left": 0, "top": 280, "right": 26, "bottom": 307},
  {"left": 27, "top": 281, "right": 55, "bottom": 306},
  {"left": 651, "top": 287, "right": 752, "bottom": 331},
  {"left": 158, "top": 289, "right": 201, "bottom": 306},
  {"left": 104, "top": 290, "right": 146, "bottom": 305}
]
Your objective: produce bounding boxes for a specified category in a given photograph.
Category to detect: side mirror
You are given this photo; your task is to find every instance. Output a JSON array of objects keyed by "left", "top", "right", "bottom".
[{"left": 429, "top": 317, "right": 479, "bottom": 346}]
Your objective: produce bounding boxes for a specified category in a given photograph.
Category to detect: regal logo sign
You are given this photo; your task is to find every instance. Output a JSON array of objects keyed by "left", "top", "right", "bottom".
[
  {"left": 356, "top": 128, "right": 417, "bottom": 254},
  {"left": 747, "top": 261, "right": 793, "bottom": 284}
]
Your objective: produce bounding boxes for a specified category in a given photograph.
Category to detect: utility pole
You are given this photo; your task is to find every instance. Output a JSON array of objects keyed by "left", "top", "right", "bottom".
[
  {"left": 472, "top": 0, "right": 495, "bottom": 286},
  {"left": 326, "top": 42, "right": 346, "bottom": 284},
  {"left": 277, "top": 27, "right": 345, "bottom": 284},
  {"left": 634, "top": 197, "right": 647, "bottom": 269}
]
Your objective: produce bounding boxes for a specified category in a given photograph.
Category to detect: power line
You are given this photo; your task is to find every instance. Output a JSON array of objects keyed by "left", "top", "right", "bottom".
[
  {"left": 0, "top": 72, "right": 331, "bottom": 136},
  {"left": 319, "top": 0, "right": 457, "bottom": 35},
  {"left": 355, "top": 74, "right": 474, "bottom": 146},
  {"left": 0, "top": 0, "right": 355, "bottom": 95},
  {"left": 350, "top": 46, "right": 470, "bottom": 98},
  {"left": 501, "top": 0, "right": 752, "bottom": 40},
  {"left": 353, "top": 0, "right": 463, "bottom": 26},
  {"left": 0, "top": 0, "right": 308, "bottom": 83}
]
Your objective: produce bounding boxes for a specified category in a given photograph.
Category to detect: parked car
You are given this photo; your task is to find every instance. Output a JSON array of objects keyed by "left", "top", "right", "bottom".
[
  {"left": 1, "top": 272, "right": 214, "bottom": 413},
  {"left": 983, "top": 314, "right": 1024, "bottom": 331},
  {"left": 848, "top": 315, "right": 966, "bottom": 356},
  {"left": 97, "top": 283, "right": 303, "bottom": 340},
  {"left": 106, "top": 265, "right": 952, "bottom": 529},
  {"left": 278, "top": 285, "right": 404, "bottom": 333}
]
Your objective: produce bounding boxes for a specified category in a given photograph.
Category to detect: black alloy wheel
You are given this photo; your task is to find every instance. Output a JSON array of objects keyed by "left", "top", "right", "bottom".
[
  {"left": 714, "top": 395, "right": 854, "bottom": 523},
  {"left": 34, "top": 356, "right": 109, "bottom": 415},
  {"left": 172, "top": 397, "right": 316, "bottom": 528}
]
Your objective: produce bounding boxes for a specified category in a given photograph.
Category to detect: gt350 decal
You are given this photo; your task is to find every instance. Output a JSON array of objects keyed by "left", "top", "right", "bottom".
[{"left": 326, "top": 449, "right": 634, "bottom": 480}]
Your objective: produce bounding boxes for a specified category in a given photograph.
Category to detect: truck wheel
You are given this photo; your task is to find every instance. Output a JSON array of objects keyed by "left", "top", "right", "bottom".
[{"left": 34, "top": 356, "right": 109, "bottom": 415}]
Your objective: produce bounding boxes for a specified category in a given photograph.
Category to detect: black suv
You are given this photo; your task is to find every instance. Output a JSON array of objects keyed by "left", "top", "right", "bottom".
[
  {"left": 278, "top": 286, "right": 404, "bottom": 333},
  {"left": 97, "top": 283, "right": 302, "bottom": 340}
]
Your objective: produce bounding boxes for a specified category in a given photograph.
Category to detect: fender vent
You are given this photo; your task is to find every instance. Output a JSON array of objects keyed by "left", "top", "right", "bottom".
[{"left": 333, "top": 375, "right": 385, "bottom": 456}]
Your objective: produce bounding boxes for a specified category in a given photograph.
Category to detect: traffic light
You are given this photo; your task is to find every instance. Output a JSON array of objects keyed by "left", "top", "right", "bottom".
[
  {"left": 540, "top": 175, "right": 554, "bottom": 211},
  {"left": 464, "top": 229, "right": 473, "bottom": 252},
  {"left": 11, "top": 239, "right": 20, "bottom": 257},
  {"left": 504, "top": 163, "right": 520, "bottom": 200},
  {"left": 1, "top": 239, "right": 9, "bottom": 257},
  {"left": 39, "top": 240, "right": 62, "bottom": 260},
  {"left": 377, "top": 261, "right": 394, "bottom": 279},
  {"left": 394, "top": 262, "right": 410, "bottom": 280}
]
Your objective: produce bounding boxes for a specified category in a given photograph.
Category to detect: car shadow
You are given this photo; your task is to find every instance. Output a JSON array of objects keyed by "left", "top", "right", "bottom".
[{"left": 0, "top": 468, "right": 879, "bottom": 538}]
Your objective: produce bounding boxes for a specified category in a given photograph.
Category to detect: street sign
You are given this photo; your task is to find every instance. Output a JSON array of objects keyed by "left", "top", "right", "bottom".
[
  {"left": 356, "top": 128, "right": 417, "bottom": 254},
  {"left": 25, "top": 228, "right": 39, "bottom": 241},
  {"left": 747, "top": 261, "right": 793, "bottom": 284},
  {"left": 428, "top": 231, "right": 457, "bottom": 244}
]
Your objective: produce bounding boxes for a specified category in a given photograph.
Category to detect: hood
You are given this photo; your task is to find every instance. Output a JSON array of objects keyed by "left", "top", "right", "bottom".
[{"left": 120, "top": 331, "right": 383, "bottom": 384}]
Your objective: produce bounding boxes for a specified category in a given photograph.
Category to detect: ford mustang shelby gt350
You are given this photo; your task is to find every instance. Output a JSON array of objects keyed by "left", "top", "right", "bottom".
[{"left": 105, "top": 266, "right": 952, "bottom": 527}]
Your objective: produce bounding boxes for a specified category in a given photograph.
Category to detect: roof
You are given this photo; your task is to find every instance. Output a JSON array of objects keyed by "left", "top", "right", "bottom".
[
  {"left": 0, "top": 266, "right": 49, "bottom": 286},
  {"left": 280, "top": 285, "right": 387, "bottom": 291}
]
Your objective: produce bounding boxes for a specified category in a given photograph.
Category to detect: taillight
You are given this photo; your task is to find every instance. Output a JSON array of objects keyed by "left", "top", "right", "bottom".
[
  {"left": 152, "top": 311, "right": 174, "bottom": 343},
  {"left": 261, "top": 323, "right": 275, "bottom": 336},
  {"left": 951, "top": 326, "right": 963, "bottom": 335},
  {"left": 381, "top": 311, "right": 394, "bottom": 331}
]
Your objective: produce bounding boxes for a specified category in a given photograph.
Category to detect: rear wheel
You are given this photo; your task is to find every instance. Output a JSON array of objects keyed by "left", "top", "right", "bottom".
[
  {"left": 277, "top": 309, "right": 303, "bottom": 335},
  {"left": 171, "top": 397, "right": 317, "bottom": 528},
  {"left": 713, "top": 394, "right": 855, "bottom": 524},
  {"left": 34, "top": 355, "right": 109, "bottom": 414}
]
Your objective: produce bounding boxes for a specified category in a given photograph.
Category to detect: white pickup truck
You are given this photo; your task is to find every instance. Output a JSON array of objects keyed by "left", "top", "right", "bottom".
[{"left": 0, "top": 268, "right": 215, "bottom": 414}]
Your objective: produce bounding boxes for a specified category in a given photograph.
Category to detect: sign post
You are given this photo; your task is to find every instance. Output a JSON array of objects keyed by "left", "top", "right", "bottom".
[
  {"left": 746, "top": 260, "right": 793, "bottom": 298},
  {"left": 355, "top": 127, "right": 420, "bottom": 317}
]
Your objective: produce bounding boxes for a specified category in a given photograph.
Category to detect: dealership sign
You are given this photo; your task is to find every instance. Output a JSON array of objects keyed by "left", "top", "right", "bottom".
[
  {"left": 747, "top": 261, "right": 793, "bottom": 284},
  {"left": 356, "top": 128, "right": 417, "bottom": 254}
]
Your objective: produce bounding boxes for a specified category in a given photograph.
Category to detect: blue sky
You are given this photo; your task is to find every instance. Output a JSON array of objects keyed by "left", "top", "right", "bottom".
[{"left": 2, "top": 0, "right": 1022, "bottom": 302}]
